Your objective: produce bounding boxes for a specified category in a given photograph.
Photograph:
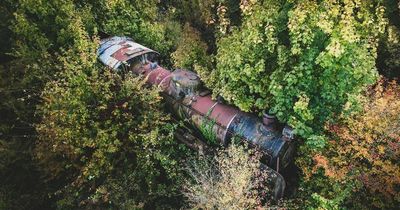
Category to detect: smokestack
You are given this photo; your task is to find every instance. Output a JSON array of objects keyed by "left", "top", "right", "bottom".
[{"left": 262, "top": 110, "right": 277, "bottom": 130}]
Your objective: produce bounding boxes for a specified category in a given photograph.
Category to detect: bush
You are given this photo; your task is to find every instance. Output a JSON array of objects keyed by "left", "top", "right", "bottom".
[
  {"left": 184, "top": 143, "right": 271, "bottom": 209},
  {"left": 302, "top": 80, "right": 400, "bottom": 209},
  {"left": 35, "top": 31, "right": 188, "bottom": 209}
]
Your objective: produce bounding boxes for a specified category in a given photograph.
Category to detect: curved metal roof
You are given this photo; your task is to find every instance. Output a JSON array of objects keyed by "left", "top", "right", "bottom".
[{"left": 97, "top": 36, "right": 158, "bottom": 70}]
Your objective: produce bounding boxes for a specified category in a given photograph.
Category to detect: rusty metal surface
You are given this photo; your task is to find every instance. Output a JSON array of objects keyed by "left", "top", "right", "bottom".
[
  {"left": 210, "top": 103, "right": 242, "bottom": 127},
  {"left": 97, "top": 36, "right": 295, "bottom": 171},
  {"left": 146, "top": 66, "right": 171, "bottom": 86},
  {"left": 97, "top": 36, "right": 158, "bottom": 70},
  {"left": 190, "top": 96, "right": 240, "bottom": 128}
]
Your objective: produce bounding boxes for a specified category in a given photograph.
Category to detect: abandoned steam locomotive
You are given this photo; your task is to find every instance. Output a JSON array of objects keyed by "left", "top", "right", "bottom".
[{"left": 97, "top": 36, "right": 296, "bottom": 199}]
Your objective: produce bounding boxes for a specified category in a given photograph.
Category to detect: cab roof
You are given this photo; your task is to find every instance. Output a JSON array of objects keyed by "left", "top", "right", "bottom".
[{"left": 97, "top": 36, "right": 159, "bottom": 70}]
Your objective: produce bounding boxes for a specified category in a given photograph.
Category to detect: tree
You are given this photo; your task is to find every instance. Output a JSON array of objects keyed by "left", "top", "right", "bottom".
[
  {"left": 36, "top": 30, "right": 189, "bottom": 208},
  {"left": 202, "top": 0, "right": 290, "bottom": 112},
  {"left": 198, "top": 0, "right": 387, "bottom": 146},
  {"left": 315, "top": 80, "right": 400, "bottom": 209},
  {"left": 1, "top": 0, "right": 191, "bottom": 208}
]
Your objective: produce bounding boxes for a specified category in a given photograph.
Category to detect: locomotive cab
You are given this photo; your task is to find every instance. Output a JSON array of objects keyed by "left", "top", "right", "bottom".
[
  {"left": 97, "top": 36, "right": 159, "bottom": 73},
  {"left": 119, "top": 51, "right": 159, "bottom": 73}
]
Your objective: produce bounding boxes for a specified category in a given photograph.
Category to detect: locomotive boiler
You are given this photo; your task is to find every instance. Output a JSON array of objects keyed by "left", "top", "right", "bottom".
[{"left": 97, "top": 36, "right": 296, "bottom": 199}]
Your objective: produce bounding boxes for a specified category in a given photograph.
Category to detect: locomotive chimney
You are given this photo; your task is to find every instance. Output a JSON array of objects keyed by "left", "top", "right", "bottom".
[{"left": 262, "top": 110, "right": 277, "bottom": 129}]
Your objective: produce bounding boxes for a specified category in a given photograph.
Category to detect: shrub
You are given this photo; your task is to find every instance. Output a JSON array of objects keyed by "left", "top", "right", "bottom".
[
  {"left": 308, "top": 80, "right": 400, "bottom": 209},
  {"left": 184, "top": 143, "right": 271, "bottom": 209},
  {"left": 35, "top": 31, "right": 188, "bottom": 209}
]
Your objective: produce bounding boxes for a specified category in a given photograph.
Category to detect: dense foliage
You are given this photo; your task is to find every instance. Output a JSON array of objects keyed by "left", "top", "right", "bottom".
[
  {"left": 0, "top": 0, "right": 186, "bottom": 209},
  {"left": 314, "top": 80, "right": 400, "bottom": 209},
  {"left": 1, "top": 0, "right": 399, "bottom": 209},
  {"left": 198, "top": 0, "right": 388, "bottom": 145},
  {"left": 35, "top": 33, "right": 188, "bottom": 209},
  {"left": 174, "top": 1, "right": 400, "bottom": 209},
  {"left": 172, "top": 24, "right": 211, "bottom": 71}
]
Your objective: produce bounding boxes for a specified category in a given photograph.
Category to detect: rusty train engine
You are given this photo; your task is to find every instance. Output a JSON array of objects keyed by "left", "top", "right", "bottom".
[{"left": 97, "top": 36, "right": 296, "bottom": 200}]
